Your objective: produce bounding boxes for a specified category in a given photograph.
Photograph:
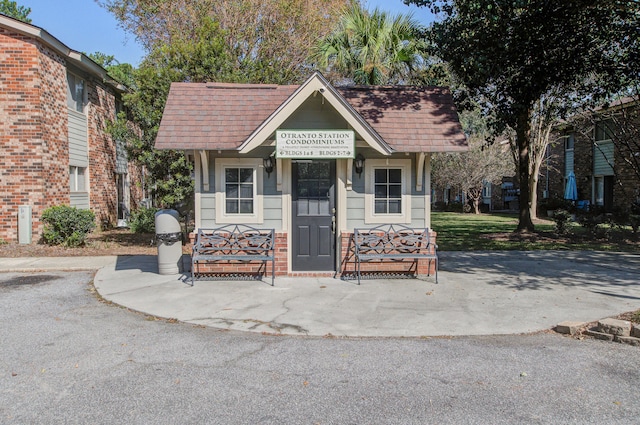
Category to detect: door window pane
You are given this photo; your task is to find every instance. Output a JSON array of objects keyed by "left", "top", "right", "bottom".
[{"left": 295, "top": 161, "right": 333, "bottom": 216}]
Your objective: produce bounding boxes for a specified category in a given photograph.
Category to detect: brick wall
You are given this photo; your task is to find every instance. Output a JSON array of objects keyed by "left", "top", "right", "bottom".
[
  {"left": 188, "top": 231, "right": 288, "bottom": 278},
  {"left": 0, "top": 29, "right": 68, "bottom": 242},
  {"left": 0, "top": 28, "right": 143, "bottom": 242},
  {"left": 613, "top": 143, "right": 640, "bottom": 207},
  {"left": 542, "top": 137, "right": 565, "bottom": 201},
  {"left": 543, "top": 131, "right": 594, "bottom": 206},
  {"left": 546, "top": 128, "right": 640, "bottom": 210}
]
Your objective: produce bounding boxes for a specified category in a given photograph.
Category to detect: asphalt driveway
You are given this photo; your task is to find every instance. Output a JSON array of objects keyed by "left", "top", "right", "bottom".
[{"left": 1, "top": 270, "right": 639, "bottom": 424}]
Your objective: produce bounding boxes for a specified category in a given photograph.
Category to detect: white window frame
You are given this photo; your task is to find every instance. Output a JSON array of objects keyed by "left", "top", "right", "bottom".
[
  {"left": 594, "top": 176, "right": 605, "bottom": 206},
  {"left": 595, "top": 119, "right": 613, "bottom": 143},
  {"left": 66, "top": 72, "right": 86, "bottom": 113},
  {"left": 69, "top": 166, "right": 87, "bottom": 193},
  {"left": 564, "top": 133, "right": 575, "bottom": 151},
  {"left": 482, "top": 181, "right": 491, "bottom": 199},
  {"left": 564, "top": 133, "right": 575, "bottom": 176},
  {"left": 215, "top": 158, "right": 263, "bottom": 224},
  {"left": 364, "top": 158, "right": 411, "bottom": 224}
]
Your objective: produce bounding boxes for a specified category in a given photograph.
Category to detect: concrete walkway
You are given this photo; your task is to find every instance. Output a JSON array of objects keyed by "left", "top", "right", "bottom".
[{"left": 2, "top": 251, "right": 640, "bottom": 337}]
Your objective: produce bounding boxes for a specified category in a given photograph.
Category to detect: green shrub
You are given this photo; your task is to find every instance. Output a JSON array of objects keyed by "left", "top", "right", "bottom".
[
  {"left": 41, "top": 205, "right": 95, "bottom": 247},
  {"left": 630, "top": 214, "right": 640, "bottom": 234},
  {"left": 445, "top": 201, "right": 464, "bottom": 213},
  {"left": 553, "top": 209, "right": 572, "bottom": 235},
  {"left": 129, "top": 207, "right": 159, "bottom": 233}
]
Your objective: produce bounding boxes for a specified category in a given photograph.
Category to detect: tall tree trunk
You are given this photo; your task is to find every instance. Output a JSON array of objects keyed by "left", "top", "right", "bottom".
[
  {"left": 529, "top": 175, "right": 538, "bottom": 221},
  {"left": 516, "top": 109, "right": 535, "bottom": 231}
]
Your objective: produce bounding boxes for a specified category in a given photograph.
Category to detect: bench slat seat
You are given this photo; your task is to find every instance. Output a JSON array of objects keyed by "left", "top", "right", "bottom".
[
  {"left": 191, "top": 225, "right": 275, "bottom": 286},
  {"left": 353, "top": 224, "right": 438, "bottom": 284}
]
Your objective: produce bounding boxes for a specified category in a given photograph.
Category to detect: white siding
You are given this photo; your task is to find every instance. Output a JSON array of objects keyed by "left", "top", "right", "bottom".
[
  {"left": 410, "top": 195, "right": 426, "bottom": 228},
  {"left": 263, "top": 194, "right": 283, "bottom": 229},
  {"left": 115, "top": 138, "right": 128, "bottom": 174},
  {"left": 281, "top": 96, "right": 348, "bottom": 129},
  {"left": 200, "top": 194, "right": 216, "bottom": 228},
  {"left": 565, "top": 149, "right": 574, "bottom": 175},
  {"left": 68, "top": 109, "right": 88, "bottom": 167},
  {"left": 594, "top": 141, "right": 614, "bottom": 176},
  {"left": 70, "top": 192, "right": 89, "bottom": 209}
]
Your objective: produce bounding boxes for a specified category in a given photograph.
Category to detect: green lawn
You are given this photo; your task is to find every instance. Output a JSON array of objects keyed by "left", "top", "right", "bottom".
[{"left": 431, "top": 212, "right": 640, "bottom": 252}]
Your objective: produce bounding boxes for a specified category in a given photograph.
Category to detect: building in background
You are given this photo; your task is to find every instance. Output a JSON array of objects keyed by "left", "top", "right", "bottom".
[
  {"left": 544, "top": 98, "right": 640, "bottom": 214},
  {"left": 0, "top": 14, "right": 144, "bottom": 242}
]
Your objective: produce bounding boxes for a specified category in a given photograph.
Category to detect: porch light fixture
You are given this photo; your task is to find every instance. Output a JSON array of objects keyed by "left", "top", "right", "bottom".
[
  {"left": 354, "top": 153, "right": 365, "bottom": 177},
  {"left": 263, "top": 156, "right": 274, "bottom": 176}
]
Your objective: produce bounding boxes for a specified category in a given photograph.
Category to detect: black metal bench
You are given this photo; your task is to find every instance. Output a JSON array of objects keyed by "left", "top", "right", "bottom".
[
  {"left": 353, "top": 224, "right": 438, "bottom": 284},
  {"left": 191, "top": 225, "right": 275, "bottom": 286}
]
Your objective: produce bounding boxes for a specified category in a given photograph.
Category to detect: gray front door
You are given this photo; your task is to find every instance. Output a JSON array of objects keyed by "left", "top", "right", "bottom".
[{"left": 292, "top": 160, "right": 336, "bottom": 271}]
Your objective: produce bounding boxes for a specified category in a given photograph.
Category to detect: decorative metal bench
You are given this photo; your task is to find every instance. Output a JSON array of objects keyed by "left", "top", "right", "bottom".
[
  {"left": 353, "top": 224, "right": 438, "bottom": 284},
  {"left": 191, "top": 225, "right": 275, "bottom": 286}
]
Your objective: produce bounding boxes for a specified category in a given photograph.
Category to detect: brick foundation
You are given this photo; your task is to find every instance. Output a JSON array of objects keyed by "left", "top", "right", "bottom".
[
  {"left": 188, "top": 232, "right": 289, "bottom": 278},
  {"left": 189, "top": 230, "right": 437, "bottom": 279}
]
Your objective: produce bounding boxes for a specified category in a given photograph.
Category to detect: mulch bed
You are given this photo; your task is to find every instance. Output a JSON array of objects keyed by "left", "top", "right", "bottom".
[{"left": 0, "top": 229, "right": 174, "bottom": 257}]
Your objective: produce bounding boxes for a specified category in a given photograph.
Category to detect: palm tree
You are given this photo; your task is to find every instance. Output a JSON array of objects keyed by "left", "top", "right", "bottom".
[{"left": 311, "top": 2, "right": 427, "bottom": 85}]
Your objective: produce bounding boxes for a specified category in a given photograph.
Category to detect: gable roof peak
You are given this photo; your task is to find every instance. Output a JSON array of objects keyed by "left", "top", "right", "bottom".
[{"left": 238, "top": 71, "right": 392, "bottom": 155}]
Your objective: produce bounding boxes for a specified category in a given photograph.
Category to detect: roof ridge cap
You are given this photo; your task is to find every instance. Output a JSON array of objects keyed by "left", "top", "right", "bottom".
[{"left": 201, "top": 82, "right": 298, "bottom": 89}]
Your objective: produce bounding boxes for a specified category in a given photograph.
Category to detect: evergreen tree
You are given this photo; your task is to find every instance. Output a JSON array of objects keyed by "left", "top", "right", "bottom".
[{"left": 0, "top": 0, "right": 31, "bottom": 23}]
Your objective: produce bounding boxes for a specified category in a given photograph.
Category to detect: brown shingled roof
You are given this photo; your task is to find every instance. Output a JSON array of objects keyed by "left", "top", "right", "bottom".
[
  {"left": 155, "top": 78, "right": 467, "bottom": 153},
  {"left": 156, "top": 82, "right": 297, "bottom": 151},
  {"left": 336, "top": 86, "right": 467, "bottom": 152}
]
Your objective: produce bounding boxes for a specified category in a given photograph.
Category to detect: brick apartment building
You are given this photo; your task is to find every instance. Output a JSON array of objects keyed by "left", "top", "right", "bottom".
[
  {"left": 0, "top": 14, "right": 144, "bottom": 242},
  {"left": 543, "top": 99, "right": 640, "bottom": 213}
]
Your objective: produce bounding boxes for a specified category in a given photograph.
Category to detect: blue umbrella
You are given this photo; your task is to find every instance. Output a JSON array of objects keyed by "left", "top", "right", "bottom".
[{"left": 564, "top": 171, "right": 578, "bottom": 201}]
